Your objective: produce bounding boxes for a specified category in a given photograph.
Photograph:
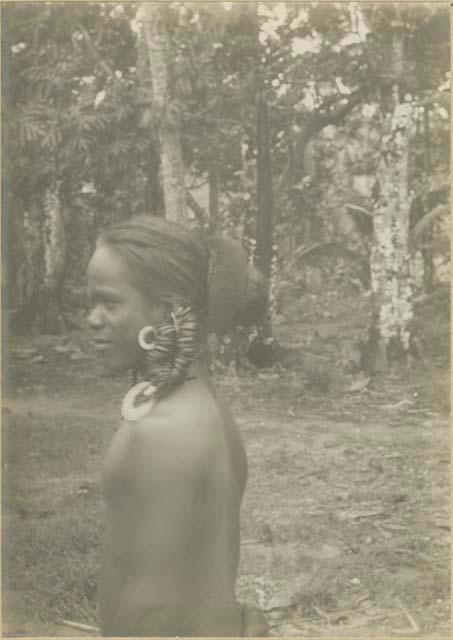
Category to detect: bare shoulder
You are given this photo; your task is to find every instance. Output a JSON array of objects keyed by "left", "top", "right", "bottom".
[{"left": 128, "top": 380, "right": 223, "bottom": 475}]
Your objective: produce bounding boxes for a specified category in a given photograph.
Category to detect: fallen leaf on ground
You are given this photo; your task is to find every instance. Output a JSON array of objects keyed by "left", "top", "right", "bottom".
[
  {"left": 69, "top": 350, "right": 90, "bottom": 361},
  {"left": 339, "top": 508, "right": 386, "bottom": 520},
  {"left": 13, "top": 348, "right": 38, "bottom": 359},
  {"left": 344, "top": 376, "right": 371, "bottom": 393},
  {"left": 54, "top": 345, "right": 76, "bottom": 353},
  {"left": 381, "top": 399, "right": 414, "bottom": 410}
]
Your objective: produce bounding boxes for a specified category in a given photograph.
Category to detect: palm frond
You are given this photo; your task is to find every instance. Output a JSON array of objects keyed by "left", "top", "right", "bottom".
[
  {"left": 411, "top": 203, "right": 448, "bottom": 242},
  {"left": 281, "top": 242, "right": 363, "bottom": 275}
]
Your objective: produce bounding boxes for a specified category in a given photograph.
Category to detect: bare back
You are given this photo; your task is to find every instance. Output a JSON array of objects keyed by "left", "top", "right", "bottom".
[{"left": 99, "top": 374, "right": 247, "bottom": 636}]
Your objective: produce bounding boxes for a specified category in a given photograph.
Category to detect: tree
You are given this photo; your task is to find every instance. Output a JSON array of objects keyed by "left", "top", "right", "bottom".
[
  {"left": 256, "top": 89, "right": 274, "bottom": 281},
  {"left": 362, "top": 4, "right": 449, "bottom": 370},
  {"left": 3, "top": 5, "right": 78, "bottom": 332},
  {"left": 141, "top": 3, "right": 187, "bottom": 222},
  {"left": 4, "top": 3, "right": 143, "bottom": 332},
  {"left": 3, "top": 1, "right": 448, "bottom": 363}
]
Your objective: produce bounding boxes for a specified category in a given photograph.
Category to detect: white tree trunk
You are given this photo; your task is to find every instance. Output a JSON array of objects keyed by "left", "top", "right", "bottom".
[
  {"left": 365, "top": 15, "right": 417, "bottom": 369},
  {"left": 269, "top": 243, "right": 279, "bottom": 321},
  {"left": 141, "top": 3, "right": 187, "bottom": 223},
  {"left": 41, "top": 179, "right": 66, "bottom": 333},
  {"left": 240, "top": 137, "right": 257, "bottom": 264},
  {"left": 370, "top": 86, "right": 415, "bottom": 366}
]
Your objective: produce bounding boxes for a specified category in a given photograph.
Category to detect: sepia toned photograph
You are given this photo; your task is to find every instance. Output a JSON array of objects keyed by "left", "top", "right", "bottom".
[{"left": 1, "top": 0, "right": 450, "bottom": 637}]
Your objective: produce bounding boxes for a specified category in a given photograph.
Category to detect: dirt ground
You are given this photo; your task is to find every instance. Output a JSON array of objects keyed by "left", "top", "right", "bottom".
[{"left": 2, "top": 294, "right": 450, "bottom": 638}]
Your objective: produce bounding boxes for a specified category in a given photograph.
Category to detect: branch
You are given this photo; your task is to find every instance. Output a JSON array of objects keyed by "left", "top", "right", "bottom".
[
  {"left": 313, "top": 89, "right": 364, "bottom": 131},
  {"left": 186, "top": 178, "right": 208, "bottom": 191},
  {"left": 275, "top": 86, "right": 368, "bottom": 199},
  {"left": 346, "top": 204, "right": 374, "bottom": 237},
  {"left": 282, "top": 89, "right": 366, "bottom": 191},
  {"left": 186, "top": 190, "right": 207, "bottom": 225},
  {"left": 346, "top": 203, "right": 373, "bottom": 217}
]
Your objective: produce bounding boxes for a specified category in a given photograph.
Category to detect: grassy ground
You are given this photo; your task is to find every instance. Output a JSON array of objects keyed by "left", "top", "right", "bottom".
[{"left": 2, "top": 288, "right": 450, "bottom": 637}]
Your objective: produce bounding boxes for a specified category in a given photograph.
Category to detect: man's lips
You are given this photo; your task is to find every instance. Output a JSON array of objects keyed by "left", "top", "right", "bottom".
[{"left": 92, "top": 339, "right": 113, "bottom": 350}]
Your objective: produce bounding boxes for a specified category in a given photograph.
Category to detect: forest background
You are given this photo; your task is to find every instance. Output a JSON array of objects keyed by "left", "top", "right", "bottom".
[{"left": 2, "top": 1, "right": 451, "bottom": 637}]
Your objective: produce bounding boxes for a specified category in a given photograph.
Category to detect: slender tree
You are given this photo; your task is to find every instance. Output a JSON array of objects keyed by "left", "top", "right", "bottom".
[
  {"left": 39, "top": 177, "right": 67, "bottom": 333},
  {"left": 367, "top": 9, "right": 415, "bottom": 369},
  {"left": 141, "top": 3, "right": 187, "bottom": 222},
  {"left": 256, "top": 89, "right": 274, "bottom": 280}
]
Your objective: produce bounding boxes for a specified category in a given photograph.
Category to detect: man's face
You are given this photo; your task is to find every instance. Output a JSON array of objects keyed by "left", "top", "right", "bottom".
[{"left": 86, "top": 244, "right": 158, "bottom": 373}]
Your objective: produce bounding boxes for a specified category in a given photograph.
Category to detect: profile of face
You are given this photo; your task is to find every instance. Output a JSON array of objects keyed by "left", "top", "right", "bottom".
[{"left": 86, "top": 244, "right": 161, "bottom": 373}]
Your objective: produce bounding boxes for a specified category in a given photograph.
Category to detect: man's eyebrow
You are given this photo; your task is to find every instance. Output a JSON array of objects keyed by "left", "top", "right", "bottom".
[{"left": 89, "top": 287, "right": 123, "bottom": 299}]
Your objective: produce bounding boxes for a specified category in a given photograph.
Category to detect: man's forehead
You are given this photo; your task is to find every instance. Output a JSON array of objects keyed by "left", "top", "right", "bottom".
[
  {"left": 87, "top": 245, "right": 125, "bottom": 276},
  {"left": 88, "top": 284, "right": 122, "bottom": 296}
]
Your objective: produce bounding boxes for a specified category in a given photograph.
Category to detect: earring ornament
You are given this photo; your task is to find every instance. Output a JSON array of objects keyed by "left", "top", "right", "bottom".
[
  {"left": 121, "top": 381, "right": 157, "bottom": 421},
  {"left": 171, "top": 311, "right": 179, "bottom": 334},
  {"left": 138, "top": 325, "right": 156, "bottom": 351},
  {"left": 122, "top": 306, "right": 199, "bottom": 419}
]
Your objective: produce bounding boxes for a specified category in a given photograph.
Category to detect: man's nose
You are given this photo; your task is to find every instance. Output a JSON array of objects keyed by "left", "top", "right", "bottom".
[{"left": 87, "top": 305, "right": 104, "bottom": 329}]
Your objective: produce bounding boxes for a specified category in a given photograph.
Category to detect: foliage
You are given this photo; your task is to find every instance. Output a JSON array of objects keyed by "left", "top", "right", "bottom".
[{"left": 3, "top": 1, "right": 449, "bottom": 314}]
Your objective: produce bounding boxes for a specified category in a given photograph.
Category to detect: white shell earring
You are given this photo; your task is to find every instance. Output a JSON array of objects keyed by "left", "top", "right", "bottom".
[
  {"left": 121, "top": 381, "right": 157, "bottom": 421},
  {"left": 138, "top": 325, "right": 156, "bottom": 351},
  {"left": 121, "top": 326, "right": 158, "bottom": 421}
]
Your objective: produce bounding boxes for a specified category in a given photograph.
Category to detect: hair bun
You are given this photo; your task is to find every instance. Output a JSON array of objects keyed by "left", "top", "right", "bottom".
[{"left": 204, "top": 236, "right": 268, "bottom": 333}]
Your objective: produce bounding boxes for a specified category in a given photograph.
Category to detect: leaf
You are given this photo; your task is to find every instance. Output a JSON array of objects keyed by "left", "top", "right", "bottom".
[
  {"left": 94, "top": 90, "right": 106, "bottom": 108},
  {"left": 345, "top": 203, "right": 373, "bottom": 216},
  {"left": 281, "top": 242, "right": 363, "bottom": 275},
  {"left": 41, "top": 129, "right": 59, "bottom": 150},
  {"left": 344, "top": 376, "right": 371, "bottom": 393},
  {"left": 74, "top": 136, "right": 91, "bottom": 154},
  {"left": 411, "top": 203, "right": 448, "bottom": 243}
]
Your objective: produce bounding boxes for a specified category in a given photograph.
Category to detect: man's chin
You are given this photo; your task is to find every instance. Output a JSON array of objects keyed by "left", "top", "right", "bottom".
[{"left": 97, "top": 356, "right": 128, "bottom": 378}]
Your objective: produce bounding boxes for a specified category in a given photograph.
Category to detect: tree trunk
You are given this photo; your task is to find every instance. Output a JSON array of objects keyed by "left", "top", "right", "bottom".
[
  {"left": 141, "top": 3, "right": 187, "bottom": 223},
  {"left": 256, "top": 90, "right": 278, "bottom": 324},
  {"left": 256, "top": 90, "right": 274, "bottom": 280},
  {"left": 11, "top": 200, "right": 43, "bottom": 333},
  {"left": 39, "top": 179, "right": 67, "bottom": 334},
  {"left": 367, "top": 23, "right": 415, "bottom": 371},
  {"left": 145, "top": 143, "right": 164, "bottom": 216},
  {"left": 136, "top": 10, "right": 162, "bottom": 217},
  {"left": 240, "top": 137, "right": 257, "bottom": 264},
  {"left": 208, "top": 160, "right": 220, "bottom": 234},
  {"left": 11, "top": 181, "right": 66, "bottom": 335},
  {"left": 421, "top": 104, "right": 434, "bottom": 291}
]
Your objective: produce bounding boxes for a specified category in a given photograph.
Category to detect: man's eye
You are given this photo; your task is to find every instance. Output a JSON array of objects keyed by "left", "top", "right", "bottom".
[{"left": 104, "top": 301, "right": 119, "bottom": 311}]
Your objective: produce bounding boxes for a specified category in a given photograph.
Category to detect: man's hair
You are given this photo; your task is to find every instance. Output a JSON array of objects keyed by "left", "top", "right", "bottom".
[{"left": 99, "top": 214, "right": 268, "bottom": 334}]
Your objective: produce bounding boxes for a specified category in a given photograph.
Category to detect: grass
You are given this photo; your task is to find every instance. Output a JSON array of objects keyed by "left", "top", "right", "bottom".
[
  {"left": 2, "top": 412, "right": 106, "bottom": 627},
  {"left": 2, "top": 287, "right": 450, "bottom": 636}
]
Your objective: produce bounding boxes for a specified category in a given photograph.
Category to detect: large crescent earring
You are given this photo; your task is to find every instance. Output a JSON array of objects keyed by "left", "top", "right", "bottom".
[
  {"left": 138, "top": 325, "right": 156, "bottom": 351},
  {"left": 121, "top": 381, "right": 157, "bottom": 422}
]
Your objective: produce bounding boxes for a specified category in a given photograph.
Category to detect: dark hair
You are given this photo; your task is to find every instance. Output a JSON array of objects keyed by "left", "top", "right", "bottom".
[
  {"left": 99, "top": 215, "right": 267, "bottom": 397},
  {"left": 204, "top": 235, "right": 268, "bottom": 333},
  {"left": 99, "top": 215, "right": 267, "bottom": 334}
]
